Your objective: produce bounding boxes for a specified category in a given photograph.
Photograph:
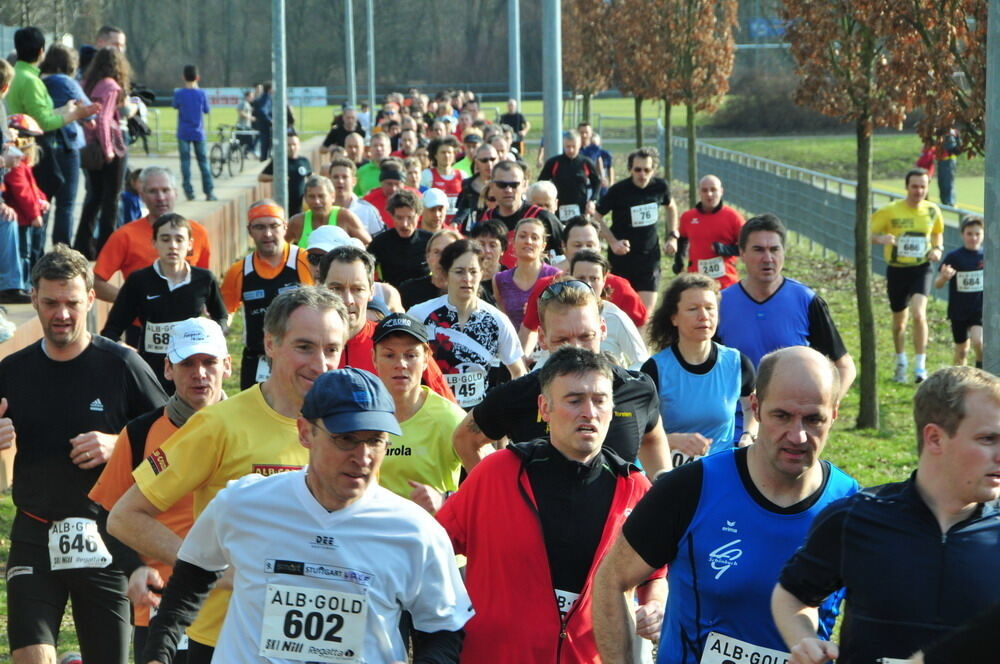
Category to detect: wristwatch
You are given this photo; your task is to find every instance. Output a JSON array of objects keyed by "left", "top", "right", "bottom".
[{"left": 667, "top": 231, "right": 680, "bottom": 240}]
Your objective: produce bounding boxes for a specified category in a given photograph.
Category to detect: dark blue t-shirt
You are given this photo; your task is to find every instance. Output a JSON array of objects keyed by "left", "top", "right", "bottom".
[
  {"left": 942, "top": 246, "right": 984, "bottom": 320},
  {"left": 173, "top": 87, "right": 209, "bottom": 142}
]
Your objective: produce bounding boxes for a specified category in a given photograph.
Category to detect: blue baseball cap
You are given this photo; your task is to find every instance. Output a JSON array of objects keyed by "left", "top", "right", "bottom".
[{"left": 301, "top": 368, "right": 402, "bottom": 436}]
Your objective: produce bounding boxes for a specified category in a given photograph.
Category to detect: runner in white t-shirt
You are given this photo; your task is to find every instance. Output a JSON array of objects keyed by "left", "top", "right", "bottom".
[{"left": 140, "top": 368, "right": 473, "bottom": 664}]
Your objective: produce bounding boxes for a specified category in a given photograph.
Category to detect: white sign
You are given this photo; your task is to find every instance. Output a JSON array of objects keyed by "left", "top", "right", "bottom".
[
  {"left": 260, "top": 584, "right": 367, "bottom": 662},
  {"left": 144, "top": 321, "right": 178, "bottom": 354},
  {"left": 203, "top": 87, "right": 245, "bottom": 108},
  {"left": 700, "top": 632, "right": 789, "bottom": 664},
  {"left": 558, "top": 204, "right": 581, "bottom": 221},
  {"left": 48, "top": 518, "right": 112, "bottom": 570},
  {"left": 698, "top": 257, "right": 725, "bottom": 280},
  {"left": 896, "top": 235, "right": 928, "bottom": 259},
  {"left": 630, "top": 202, "right": 658, "bottom": 227},
  {"left": 956, "top": 269, "right": 984, "bottom": 293},
  {"left": 202, "top": 87, "right": 328, "bottom": 108}
]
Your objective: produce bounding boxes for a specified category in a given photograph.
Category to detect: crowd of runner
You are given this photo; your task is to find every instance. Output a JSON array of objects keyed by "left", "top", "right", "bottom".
[{"left": 0, "top": 21, "right": 997, "bottom": 664}]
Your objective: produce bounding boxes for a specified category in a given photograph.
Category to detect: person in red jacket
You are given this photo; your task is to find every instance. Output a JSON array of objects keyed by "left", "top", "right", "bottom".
[
  {"left": 319, "top": 244, "right": 456, "bottom": 403},
  {"left": 437, "top": 346, "right": 665, "bottom": 663},
  {"left": 677, "top": 174, "right": 746, "bottom": 289},
  {"left": 3, "top": 114, "right": 48, "bottom": 274}
]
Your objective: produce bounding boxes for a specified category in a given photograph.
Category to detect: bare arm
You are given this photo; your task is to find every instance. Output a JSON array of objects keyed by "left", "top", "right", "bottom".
[
  {"left": 258, "top": 173, "right": 274, "bottom": 183},
  {"left": 637, "top": 420, "right": 670, "bottom": 479},
  {"left": 740, "top": 396, "right": 758, "bottom": 441},
  {"left": 834, "top": 353, "right": 856, "bottom": 403},
  {"left": 94, "top": 275, "right": 120, "bottom": 303},
  {"left": 285, "top": 214, "right": 304, "bottom": 244},
  {"left": 871, "top": 233, "right": 896, "bottom": 245},
  {"left": 593, "top": 534, "right": 658, "bottom": 661},
  {"left": 518, "top": 324, "right": 539, "bottom": 356},
  {"left": 928, "top": 232, "right": 944, "bottom": 262},
  {"left": 452, "top": 410, "right": 498, "bottom": 473},
  {"left": 337, "top": 208, "right": 372, "bottom": 245},
  {"left": 380, "top": 282, "right": 404, "bottom": 312},
  {"left": 506, "top": 358, "right": 527, "bottom": 379},
  {"left": 663, "top": 199, "right": 679, "bottom": 256},
  {"left": 108, "top": 484, "right": 182, "bottom": 566},
  {"left": 771, "top": 584, "right": 839, "bottom": 664},
  {"left": 934, "top": 263, "right": 956, "bottom": 290}
]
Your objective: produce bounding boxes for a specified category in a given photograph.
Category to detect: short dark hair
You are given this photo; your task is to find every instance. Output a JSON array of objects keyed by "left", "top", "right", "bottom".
[
  {"left": 627, "top": 147, "right": 659, "bottom": 170},
  {"left": 428, "top": 136, "right": 460, "bottom": 164},
  {"left": 538, "top": 346, "right": 613, "bottom": 396},
  {"left": 914, "top": 366, "right": 1000, "bottom": 454},
  {"left": 183, "top": 64, "right": 198, "bottom": 82},
  {"left": 318, "top": 246, "right": 375, "bottom": 285},
  {"left": 562, "top": 216, "right": 601, "bottom": 243},
  {"left": 439, "top": 239, "right": 484, "bottom": 274},
  {"left": 39, "top": 44, "right": 78, "bottom": 76},
  {"left": 14, "top": 27, "right": 45, "bottom": 62},
  {"left": 492, "top": 159, "right": 523, "bottom": 179},
  {"left": 960, "top": 215, "right": 984, "bottom": 232},
  {"left": 328, "top": 157, "right": 357, "bottom": 175},
  {"left": 31, "top": 244, "right": 92, "bottom": 290},
  {"left": 648, "top": 273, "right": 719, "bottom": 351},
  {"left": 96, "top": 25, "right": 125, "bottom": 41},
  {"left": 151, "top": 213, "right": 191, "bottom": 238},
  {"left": 387, "top": 190, "right": 421, "bottom": 215},
  {"left": 469, "top": 220, "right": 508, "bottom": 250},
  {"left": 905, "top": 168, "right": 930, "bottom": 186},
  {"left": 569, "top": 250, "right": 610, "bottom": 275},
  {"left": 739, "top": 213, "right": 787, "bottom": 250}
]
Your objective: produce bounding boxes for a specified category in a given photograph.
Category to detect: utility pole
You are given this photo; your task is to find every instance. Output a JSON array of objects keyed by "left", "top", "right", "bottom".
[
  {"left": 508, "top": 0, "right": 522, "bottom": 105},
  {"left": 541, "top": 0, "right": 563, "bottom": 160},
  {"left": 983, "top": 0, "right": 999, "bottom": 373},
  {"left": 345, "top": 0, "right": 357, "bottom": 106},
  {"left": 365, "top": 0, "right": 376, "bottom": 116},
  {"left": 271, "top": 0, "right": 288, "bottom": 210}
]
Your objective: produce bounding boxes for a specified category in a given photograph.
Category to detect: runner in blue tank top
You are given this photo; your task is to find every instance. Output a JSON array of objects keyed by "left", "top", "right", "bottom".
[{"left": 592, "top": 347, "right": 858, "bottom": 664}]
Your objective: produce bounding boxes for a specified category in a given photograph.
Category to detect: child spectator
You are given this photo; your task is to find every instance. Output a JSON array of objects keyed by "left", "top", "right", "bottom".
[
  {"left": 3, "top": 114, "right": 49, "bottom": 278},
  {"left": 0, "top": 59, "right": 30, "bottom": 304}
]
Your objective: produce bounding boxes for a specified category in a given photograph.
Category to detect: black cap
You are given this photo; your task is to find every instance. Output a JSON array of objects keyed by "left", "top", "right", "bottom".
[{"left": 373, "top": 313, "right": 429, "bottom": 345}]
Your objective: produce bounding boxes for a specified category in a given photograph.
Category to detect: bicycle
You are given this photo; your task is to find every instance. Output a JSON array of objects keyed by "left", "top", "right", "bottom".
[{"left": 209, "top": 125, "right": 257, "bottom": 178}]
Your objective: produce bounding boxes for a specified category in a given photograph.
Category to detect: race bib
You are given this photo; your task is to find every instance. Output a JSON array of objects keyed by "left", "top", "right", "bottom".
[
  {"left": 48, "top": 518, "right": 112, "bottom": 571},
  {"left": 150, "top": 606, "right": 189, "bottom": 649},
  {"left": 700, "top": 632, "right": 789, "bottom": 664},
  {"left": 897, "top": 235, "right": 928, "bottom": 259},
  {"left": 558, "top": 204, "right": 581, "bottom": 221},
  {"left": 671, "top": 449, "right": 701, "bottom": 470},
  {"left": 261, "top": 584, "right": 367, "bottom": 663},
  {"left": 144, "top": 321, "right": 178, "bottom": 354},
  {"left": 630, "top": 202, "right": 658, "bottom": 227},
  {"left": 876, "top": 659, "right": 909, "bottom": 664},
  {"left": 445, "top": 368, "right": 487, "bottom": 408},
  {"left": 447, "top": 196, "right": 458, "bottom": 215},
  {"left": 554, "top": 589, "right": 580, "bottom": 620},
  {"left": 698, "top": 257, "right": 726, "bottom": 279},
  {"left": 256, "top": 356, "right": 272, "bottom": 383},
  {"left": 956, "top": 269, "right": 984, "bottom": 293}
]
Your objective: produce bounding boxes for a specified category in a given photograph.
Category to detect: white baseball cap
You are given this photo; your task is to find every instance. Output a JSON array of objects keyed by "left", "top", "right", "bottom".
[
  {"left": 166, "top": 318, "right": 229, "bottom": 363},
  {"left": 306, "top": 224, "right": 352, "bottom": 253},
  {"left": 423, "top": 188, "right": 449, "bottom": 210}
]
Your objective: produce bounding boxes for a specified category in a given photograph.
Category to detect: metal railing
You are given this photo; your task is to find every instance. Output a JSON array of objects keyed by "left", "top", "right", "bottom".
[{"left": 663, "top": 131, "right": 978, "bottom": 301}]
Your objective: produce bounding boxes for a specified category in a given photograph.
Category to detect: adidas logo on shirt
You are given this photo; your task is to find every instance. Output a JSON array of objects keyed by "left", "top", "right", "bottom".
[{"left": 89, "top": 399, "right": 104, "bottom": 412}]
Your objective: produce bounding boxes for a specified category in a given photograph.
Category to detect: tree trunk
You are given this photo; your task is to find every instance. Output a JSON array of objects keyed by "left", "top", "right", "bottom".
[
  {"left": 855, "top": 119, "right": 880, "bottom": 429},
  {"left": 634, "top": 96, "right": 644, "bottom": 149},
  {"left": 686, "top": 102, "right": 697, "bottom": 208},
  {"left": 663, "top": 98, "right": 672, "bottom": 181},
  {"left": 582, "top": 91, "right": 591, "bottom": 124}
]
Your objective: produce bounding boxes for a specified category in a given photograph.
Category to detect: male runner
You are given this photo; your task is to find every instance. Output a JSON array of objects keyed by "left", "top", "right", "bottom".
[
  {"left": 593, "top": 346, "right": 858, "bottom": 663},
  {"left": 327, "top": 157, "right": 385, "bottom": 237},
  {"left": 355, "top": 133, "right": 393, "bottom": 196},
  {"left": 1, "top": 245, "right": 166, "bottom": 664},
  {"left": 90, "top": 318, "right": 231, "bottom": 664},
  {"left": 258, "top": 133, "right": 312, "bottom": 216},
  {"left": 595, "top": 147, "right": 678, "bottom": 310},
  {"left": 773, "top": 365, "right": 1000, "bottom": 663},
  {"left": 94, "top": 167, "right": 211, "bottom": 304},
  {"left": 362, "top": 160, "right": 420, "bottom": 229},
  {"left": 366, "top": 190, "right": 432, "bottom": 288},
  {"left": 717, "top": 214, "right": 856, "bottom": 403},
  {"left": 477, "top": 159, "right": 563, "bottom": 265},
  {"left": 139, "top": 367, "right": 472, "bottom": 664},
  {"left": 438, "top": 347, "right": 665, "bottom": 661},
  {"left": 677, "top": 174, "right": 745, "bottom": 289},
  {"left": 220, "top": 199, "right": 313, "bottom": 389},
  {"left": 285, "top": 174, "right": 370, "bottom": 247},
  {"left": 498, "top": 98, "right": 530, "bottom": 154},
  {"left": 109, "top": 286, "right": 348, "bottom": 664},
  {"left": 538, "top": 129, "right": 601, "bottom": 223},
  {"left": 871, "top": 168, "right": 944, "bottom": 383},
  {"left": 934, "top": 215, "right": 984, "bottom": 368},
  {"left": 453, "top": 279, "right": 668, "bottom": 478}
]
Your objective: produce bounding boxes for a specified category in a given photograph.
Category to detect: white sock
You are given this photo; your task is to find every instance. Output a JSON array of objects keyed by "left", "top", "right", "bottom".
[
  {"left": 896, "top": 353, "right": 908, "bottom": 366},
  {"left": 915, "top": 354, "right": 926, "bottom": 370}
]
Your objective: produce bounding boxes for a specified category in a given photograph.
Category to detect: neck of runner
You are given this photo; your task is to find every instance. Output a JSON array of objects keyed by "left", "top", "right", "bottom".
[
  {"left": 745, "top": 441, "right": 824, "bottom": 508},
  {"left": 257, "top": 242, "right": 288, "bottom": 268},
  {"left": 312, "top": 207, "right": 333, "bottom": 225},
  {"left": 914, "top": 468, "right": 980, "bottom": 534},
  {"left": 392, "top": 383, "right": 428, "bottom": 424},
  {"left": 157, "top": 257, "right": 189, "bottom": 285},
  {"left": 259, "top": 375, "right": 305, "bottom": 420},
  {"left": 333, "top": 191, "right": 352, "bottom": 207},
  {"left": 41, "top": 333, "right": 92, "bottom": 362},
  {"left": 676, "top": 336, "right": 712, "bottom": 365},
  {"left": 448, "top": 291, "right": 477, "bottom": 323},
  {"left": 742, "top": 274, "right": 784, "bottom": 302}
]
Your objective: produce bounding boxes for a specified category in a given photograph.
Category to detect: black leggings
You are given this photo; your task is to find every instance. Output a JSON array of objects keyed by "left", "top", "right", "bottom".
[
  {"left": 74, "top": 155, "right": 125, "bottom": 259},
  {"left": 133, "top": 626, "right": 189, "bottom": 664}
]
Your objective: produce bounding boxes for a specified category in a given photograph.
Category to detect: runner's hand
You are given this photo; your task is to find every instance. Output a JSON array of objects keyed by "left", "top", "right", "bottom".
[
  {"left": 408, "top": 481, "right": 444, "bottom": 515},
  {"left": 939, "top": 264, "right": 957, "bottom": 280},
  {"left": 789, "top": 637, "right": 839, "bottom": 664},
  {"left": 69, "top": 431, "right": 116, "bottom": 469},
  {"left": 927, "top": 248, "right": 943, "bottom": 262},
  {"left": 128, "top": 566, "right": 164, "bottom": 609},
  {"left": 667, "top": 432, "right": 711, "bottom": 458},
  {"left": 664, "top": 236, "right": 678, "bottom": 256},
  {"left": 610, "top": 238, "right": 631, "bottom": 256},
  {"left": 0, "top": 398, "right": 15, "bottom": 451},
  {"left": 634, "top": 599, "right": 663, "bottom": 641}
]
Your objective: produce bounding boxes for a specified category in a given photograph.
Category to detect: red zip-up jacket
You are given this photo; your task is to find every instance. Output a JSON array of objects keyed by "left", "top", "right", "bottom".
[
  {"left": 3, "top": 161, "right": 46, "bottom": 226},
  {"left": 437, "top": 442, "right": 663, "bottom": 663}
]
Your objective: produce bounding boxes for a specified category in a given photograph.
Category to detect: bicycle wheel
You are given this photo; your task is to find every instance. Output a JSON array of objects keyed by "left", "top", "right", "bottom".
[
  {"left": 209, "top": 143, "right": 225, "bottom": 178},
  {"left": 228, "top": 140, "right": 244, "bottom": 177}
]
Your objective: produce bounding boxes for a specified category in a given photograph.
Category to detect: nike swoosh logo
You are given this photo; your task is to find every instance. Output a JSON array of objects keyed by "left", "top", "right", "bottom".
[{"left": 146, "top": 295, "right": 161, "bottom": 300}]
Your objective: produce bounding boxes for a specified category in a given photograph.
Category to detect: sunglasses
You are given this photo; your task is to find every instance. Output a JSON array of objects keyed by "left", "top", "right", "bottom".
[
  {"left": 307, "top": 252, "right": 326, "bottom": 266},
  {"left": 539, "top": 279, "right": 593, "bottom": 302},
  {"left": 492, "top": 180, "right": 522, "bottom": 190}
]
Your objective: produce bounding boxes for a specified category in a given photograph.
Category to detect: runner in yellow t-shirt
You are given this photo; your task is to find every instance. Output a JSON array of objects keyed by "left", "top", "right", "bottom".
[
  {"left": 107, "top": 287, "right": 348, "bottom": 663},
  {"left": 871, "top": 169, "right": 944, "bottom": 383}
]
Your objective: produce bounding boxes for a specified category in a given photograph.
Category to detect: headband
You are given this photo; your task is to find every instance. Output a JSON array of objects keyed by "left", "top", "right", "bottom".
[{"left": 247, "top": 203, "right": 285, "bottom": 222}]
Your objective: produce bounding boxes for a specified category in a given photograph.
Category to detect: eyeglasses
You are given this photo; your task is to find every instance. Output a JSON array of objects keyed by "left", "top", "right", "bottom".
[
  {"left": 313, "top": 422, "right": 390, "bottom": 452},
  {"left": 492, "top": 180, "right": 522, "bottom": 190},
  {"left": 539, "top": 279, "right": 593, "bottom": 302},
  {"left": 632, "top": 167, "right": 653, "bottom": 174}
]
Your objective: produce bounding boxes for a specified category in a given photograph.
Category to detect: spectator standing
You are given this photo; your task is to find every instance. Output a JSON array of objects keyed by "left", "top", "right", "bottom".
[
  {"left": 173, "top": 65, "right": 215, "bottom": 202},
  {"left": 251, "top": 81, "right": 272, "bottom": 160}
]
